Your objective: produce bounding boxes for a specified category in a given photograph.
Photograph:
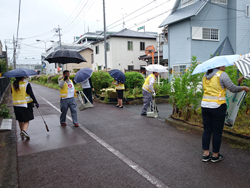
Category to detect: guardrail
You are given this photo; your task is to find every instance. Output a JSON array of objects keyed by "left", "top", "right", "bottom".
[{"left": 0, "top": 77, "right": 10, "bottom": 102}]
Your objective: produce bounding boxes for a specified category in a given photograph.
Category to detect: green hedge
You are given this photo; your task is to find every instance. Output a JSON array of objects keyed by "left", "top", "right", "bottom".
[
  {"left": 124, "top": 71, "right": 144, "bottom": 89},
  {"left": 91, "top": 71, "right": 113, "bottom": 93},
  {"left": 51, "top": 75, "right": 60, "bottom": 84}
]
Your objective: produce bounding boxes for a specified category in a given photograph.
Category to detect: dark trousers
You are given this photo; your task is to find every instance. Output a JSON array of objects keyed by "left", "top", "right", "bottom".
[
  {"left": 83, "top": 88, "right": 93, "bottom": 104},
  {"left": 202, "top": 104, "right": 227, "bottom": 153}
]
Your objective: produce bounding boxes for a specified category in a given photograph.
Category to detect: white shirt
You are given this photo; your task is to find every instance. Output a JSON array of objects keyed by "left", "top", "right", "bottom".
[{"left": 80, "top": 79, "right": 91, "bottom": 89}]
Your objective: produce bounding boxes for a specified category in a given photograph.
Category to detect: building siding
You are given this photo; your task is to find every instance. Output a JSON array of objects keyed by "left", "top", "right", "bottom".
[
  {"left": 191, "top": 2, "right": 228, "bottom": 62},
  {"left": 235, "top": 0, "right": 250, "bottom": 54},
  {"left": 168, "top": 19, "right": 191, "bottom": 68}
]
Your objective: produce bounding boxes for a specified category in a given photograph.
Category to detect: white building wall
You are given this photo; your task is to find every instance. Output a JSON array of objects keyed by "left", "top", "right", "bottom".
[{"left": 93, "top": 37, "right": 157, "bottom": 72}]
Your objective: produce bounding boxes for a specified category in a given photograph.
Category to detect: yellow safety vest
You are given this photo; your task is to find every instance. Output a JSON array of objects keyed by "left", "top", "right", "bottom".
[
  {"left": 143, "top": 73, "right": 156, "bottom": 92},
  {"left": 115, "top": 82, "right": 125, "bottom": 90},
  {"left": 11, "top": 81, "right": 33, "bottom": 105},
  {"left": 202, "top": 70, "right": 226, "bottom": 105},
  {"left": 60, "top": 79, "right": 77, "bottom": 98}
]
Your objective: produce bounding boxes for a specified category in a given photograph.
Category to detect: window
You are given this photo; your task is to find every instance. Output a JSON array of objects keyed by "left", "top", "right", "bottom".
[
  {"left": 128, "top": 65, "right": 134, "bottom": 71},
  {"left": 91, "top": 54, "right": 93, "bottom": 64},
  {"left": 140, "top": 42, "right": 145, "bottom": 51},
  {"left": 128, "top": 41, "right": 133, "bottom": 51},
  {"left": 172, "top": 65, "right": 186, "bottom": 75},
  {"left": 246, "top": 5, "right": 249, "bottom": 17},
  {"left": 95, "top": 45, "right": 99, "bottom": 54},
  {"left": 181, "top": 0, "right": 195, "bottom": 8},
  {"left": 211, "top": 0, "right": 227, "bottom": 5},
  {"left": 106, "top": 42, "right": 110, "bottom": 51},
  {"left": 203, "top": 28, "right": 219, "bottom": 40},
  {"left": 192, "top": 27, "right": 219, "bottom": 41}
]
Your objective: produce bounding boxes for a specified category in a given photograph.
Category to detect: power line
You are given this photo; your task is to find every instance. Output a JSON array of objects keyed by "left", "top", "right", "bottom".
[
  {"left": 105, "top": 0, "right": 156, "bottom": 29},
  {"left": 107, "top": 0, "right": 172, "bottom": 31},
  {"left": 16, "top": 0, "right": 21, "bottom": 47},
  {"left": 62, "top": 0, "right": 91, "bottom": 34}
]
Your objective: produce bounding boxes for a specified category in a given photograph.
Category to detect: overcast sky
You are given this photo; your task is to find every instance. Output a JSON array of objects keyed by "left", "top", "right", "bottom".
[{"left": 0, "top": 0, "right": 175, "bottom": 64}]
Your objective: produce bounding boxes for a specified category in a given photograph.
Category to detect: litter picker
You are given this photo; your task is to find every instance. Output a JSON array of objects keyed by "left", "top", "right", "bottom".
[
  {"left": 78, "top": 91, "right": 94, "bottom": 111},
  {"left": 37, "top": 108, "right": 49, "bottom": 132}
]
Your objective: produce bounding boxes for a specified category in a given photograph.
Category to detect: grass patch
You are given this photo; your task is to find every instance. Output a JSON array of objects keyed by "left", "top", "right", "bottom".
[{"left": 172, "top": 109, "right": 250, "bottom": 137}]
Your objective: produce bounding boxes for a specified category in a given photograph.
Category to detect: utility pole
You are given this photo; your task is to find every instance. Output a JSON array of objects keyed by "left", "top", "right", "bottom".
[
  {"left": 54, "top": 25, "right": 62, "bottom": 48},
  {"left": 103, "top": 0, "right": 107, "bottom": 71},
  {"left": 5, "top": 45, "right": 8, "bottom": 70},
  {"left": 13, "top": 35, "right": 16, "bottom": 69}
]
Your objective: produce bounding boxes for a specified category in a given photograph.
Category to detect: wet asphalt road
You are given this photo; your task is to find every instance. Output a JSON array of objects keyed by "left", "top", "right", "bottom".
[{"left": 16, "top": 83, "right": 250, "bottom": 188}]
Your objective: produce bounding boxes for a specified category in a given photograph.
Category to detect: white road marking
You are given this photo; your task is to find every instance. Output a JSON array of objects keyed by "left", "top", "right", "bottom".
[{"left": 37, "top": 93, "right": 169, "bottom": 188}]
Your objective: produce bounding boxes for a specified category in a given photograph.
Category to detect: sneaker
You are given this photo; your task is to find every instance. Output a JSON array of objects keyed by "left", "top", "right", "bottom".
[
  {"left": 202, "top": 153, "right": 212, "bottom": 162},
  {"left": 20, "top": 132, "right": 24, "bottom": 140},
  {"left": 74, "top": 123, "right": 79, "bottom": 127},
  {"left": 211, "top": 154, "right": 224, "bottom": 163},
  {"left": 61, "top": 123, "right": 67, "bottom": 126},
  {"left": 22, "top": 130, "right": 30, "bottom": 140}
]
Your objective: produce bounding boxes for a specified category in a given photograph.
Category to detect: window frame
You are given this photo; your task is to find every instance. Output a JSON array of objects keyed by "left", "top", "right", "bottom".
[
  {"left": 128, "top": 65, "right": 134, "bottom": 71},
  {"left": 172, "top": 64, "right": 187, "bottom": 75},
  {"left": 181, "top": 0, "right": 195, "bottom": 8},
  {"left": 202, "top": 28, "right": 219, "bottom": 41},
  {"left": 211, "top": 0, "right": 227, "bottom": 5},
  {"left": 127, "top": 41, "right": 133, "bottom": 51},
  {"left": 246, "top": 5, "right": 249, "bottom": 17},
  {"left": 140, "top": 42, "right": 145, "bottom": 51},
  {"left": 106, "top": 41, "right": 110, "bottom": 51},
  {"left": 95, "top": 45, "right": 99, "bottom": 54}
]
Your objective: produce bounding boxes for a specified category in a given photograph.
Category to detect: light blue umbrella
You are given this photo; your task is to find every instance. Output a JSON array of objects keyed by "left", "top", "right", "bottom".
[
  {"left": 74, "top": 67, "right": 93, "bottom": 83},
  {"left": 192, "top": 55, "right": 240, "bottom": 75}
]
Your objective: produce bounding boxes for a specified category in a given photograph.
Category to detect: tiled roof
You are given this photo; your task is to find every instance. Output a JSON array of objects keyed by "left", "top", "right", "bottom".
[
  {"left": 159, "top": 1, "right": 207, "bottom": 27},
  {"left": 212, "top": 37, "right": 235, "bottom": 57}
]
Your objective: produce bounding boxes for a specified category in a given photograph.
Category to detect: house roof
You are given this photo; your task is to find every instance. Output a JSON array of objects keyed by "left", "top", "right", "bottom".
[
  {"left": 107, "top": 28, "right": 157, "bottom": 39},
  {"left": 159, "top": 1, "right": 207, "bottom": 28},
  {"left": 212, "top": 37, "right": 235, "bottom": 57}
]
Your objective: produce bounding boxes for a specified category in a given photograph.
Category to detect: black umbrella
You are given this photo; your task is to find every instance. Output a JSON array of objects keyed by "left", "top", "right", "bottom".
[
  {"left": 45, "top": 49, "right": 87, "bottom": 64},
  {"left": 3, "top": 68, "right": 38, "bottom": 78}
]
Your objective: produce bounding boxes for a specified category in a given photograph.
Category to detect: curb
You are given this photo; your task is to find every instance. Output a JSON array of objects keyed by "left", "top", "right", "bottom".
[{"left": 165, "top": 117, "right": 250, "bottom": 149}]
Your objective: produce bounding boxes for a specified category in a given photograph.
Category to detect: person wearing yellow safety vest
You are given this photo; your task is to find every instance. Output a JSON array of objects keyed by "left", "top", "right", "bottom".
[
  {"left": 113, "top": 79, "right": 125, "bottom": 108},
  {"left": 59, "top": 70, "right": 79, "bottom": 127},
  {"left": 11, "top": 77, "right": 39, "bottom": 140},
  {"left": 141, "top": 72, "right": 159, "bottom": 115},
  {"left": 201, "top": 66, "right": 249, "bottom": 163}
]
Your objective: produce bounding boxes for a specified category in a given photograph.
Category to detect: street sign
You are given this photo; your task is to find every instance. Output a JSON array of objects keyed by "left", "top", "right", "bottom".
[{"left": 137, "top": 26, "right": 145, "bottom": 31}]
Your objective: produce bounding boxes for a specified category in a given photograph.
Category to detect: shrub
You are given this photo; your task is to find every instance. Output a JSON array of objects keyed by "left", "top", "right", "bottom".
[
  {"left": 0, "top": 104, "right": 11, "bottom": 118},
  {"left": 51, "top": 75, "right": 60, "bottom": 84},
  {"left": 91, "top": 71, "right": 113, "bottom": 93},
  {"left": 124, "top": 71, "right": 144, "bottom": 89}
]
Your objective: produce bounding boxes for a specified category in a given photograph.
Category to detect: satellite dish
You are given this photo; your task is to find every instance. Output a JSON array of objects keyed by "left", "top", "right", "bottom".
[{"left": 145, "top": 45, "right": 155, "bottom": 64}]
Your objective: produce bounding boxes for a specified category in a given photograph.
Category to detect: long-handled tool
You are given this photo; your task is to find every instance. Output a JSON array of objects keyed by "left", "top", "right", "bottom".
[
  {"left": 78, "top": 91, "right": 94, "bottom": 111},
  {"left": 147, "top": 97, "right": 158, "bottom": 118},
  {"left": 37, "top": 108, "right": 49, "bottom": 132}
]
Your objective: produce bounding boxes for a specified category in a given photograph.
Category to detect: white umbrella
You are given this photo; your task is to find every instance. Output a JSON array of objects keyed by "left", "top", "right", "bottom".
[{"left": 145, "top": 64, "right": 168, "bottom": 73}]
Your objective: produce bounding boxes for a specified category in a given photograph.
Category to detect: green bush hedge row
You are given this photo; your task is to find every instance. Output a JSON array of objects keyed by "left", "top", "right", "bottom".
[{"left": 31, "top": 71, "right": 169, "bottom": 95}]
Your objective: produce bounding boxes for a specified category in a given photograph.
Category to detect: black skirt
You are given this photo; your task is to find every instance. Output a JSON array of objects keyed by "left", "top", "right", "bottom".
[
  {"left": 116, "top": 89, "right": 124, "bottom": 99},
  {"left": 14, "top": 102, "right": 34, "bottom": 122}
]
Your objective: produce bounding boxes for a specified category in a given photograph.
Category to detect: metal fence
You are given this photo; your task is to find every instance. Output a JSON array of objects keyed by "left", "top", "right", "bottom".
[{"left": 0, "top": 77, "right": 10, "bottom": 101}]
